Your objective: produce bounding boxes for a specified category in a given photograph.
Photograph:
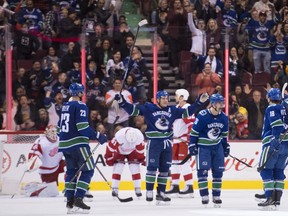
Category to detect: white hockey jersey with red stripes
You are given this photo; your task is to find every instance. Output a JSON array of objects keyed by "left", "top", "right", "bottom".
[
  {"left": 28, "top": 136, "right": 63, "bottom": 174},
  {"left": 173, "top": 103, "right": 195, "bottom": 143}
]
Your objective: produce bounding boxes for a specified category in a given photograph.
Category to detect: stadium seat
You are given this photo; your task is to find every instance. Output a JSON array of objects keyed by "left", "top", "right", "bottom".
[
  {"left": 241, "top": 71, "right": 252, "bottom": 86},
  {"left": 252, "top": 72, "right": 271, "bottom": 86},
  {"left": 17, "top": 59, "right": 34, "bottom": 71}
]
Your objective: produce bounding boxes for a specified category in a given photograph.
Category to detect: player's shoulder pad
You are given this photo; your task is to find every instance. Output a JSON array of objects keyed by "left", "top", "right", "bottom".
[{"left": 198, "top": 109, "right": 207, "bottom": 116}]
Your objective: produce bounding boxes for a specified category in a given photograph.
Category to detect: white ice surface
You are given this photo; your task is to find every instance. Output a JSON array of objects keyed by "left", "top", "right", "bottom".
[{"left": 0, "top": 190, "right": 288, "bottom": 216}]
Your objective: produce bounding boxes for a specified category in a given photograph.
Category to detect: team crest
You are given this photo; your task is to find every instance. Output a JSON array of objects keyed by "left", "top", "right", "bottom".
[
  {"left": 207, "top": 127, "right": 221, "bottom": 140},
  {"left": 155, "top": 115, "right": 169, "bottom": 130}
]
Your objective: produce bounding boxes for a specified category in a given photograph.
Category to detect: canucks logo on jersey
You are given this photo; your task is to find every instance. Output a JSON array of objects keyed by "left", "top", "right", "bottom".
[
  {"left": 155, "top": 115, "right": 169, "bottom": 131},
  {"left": 207, "top": 127, "right": 221, "bottom": 140}
]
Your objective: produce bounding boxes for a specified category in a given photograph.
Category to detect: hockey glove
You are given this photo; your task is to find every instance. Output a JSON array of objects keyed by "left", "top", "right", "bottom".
[
  {"left": 270, "top": 138, "right": 280, "bottom": 152},
  {"left": 199, "top": 92, "right": 209, "bottom": 103},
  {"left": 188, "top": 143, "right": 198, "bottom": 155},
  {"left": 222, "top": 142, "right": 230, "bottom": 157},
  {"left": 114, "top": 93, "right": 126, "bottom": 107},
  {"left": 96, "top": 131, "right": 108, "bottom": 145}
]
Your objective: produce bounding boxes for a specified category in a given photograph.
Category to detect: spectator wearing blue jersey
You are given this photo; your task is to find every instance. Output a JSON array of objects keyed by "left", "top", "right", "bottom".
[
  {"left": 269, "top": 31, "right": 288, "bottom": 73},
  {"left": 58, "top": 83, "right": 107, "bottom": 214},
  {"left": 18, "top": 0, "right": 43, "bottom": 34},
  {"left": 123, "top": 46, "right": 151, "bottom": 104},
  {"left": 245, "top": 10, "right": 276, "bottom": 74},
  {"left": 188, "top": 93, "right": 229, "bottom": 207},
  {"left": 115, "top": 90, "right": 209, "bottom": 205}
]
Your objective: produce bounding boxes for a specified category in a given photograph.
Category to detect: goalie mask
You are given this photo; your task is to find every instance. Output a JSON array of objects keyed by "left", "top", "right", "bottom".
[
  {"left": 45, "top": 125, "right": 58, "bottom": 142},
  {"left": 125, "top": 128, "right": 137, "bottom": 143}
]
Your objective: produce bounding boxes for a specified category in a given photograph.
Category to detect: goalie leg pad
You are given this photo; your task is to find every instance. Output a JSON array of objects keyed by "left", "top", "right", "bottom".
[{"left": 24, "top": 181, "right": 59, "bottom": 197}]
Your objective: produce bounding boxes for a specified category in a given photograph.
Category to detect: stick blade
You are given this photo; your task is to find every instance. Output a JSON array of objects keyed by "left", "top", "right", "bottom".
[
  {"left": 138, "top": 19, "right": 148, "bottom": 27},
  {"left": 118, "top": 196, "right": 134, "bottom": 202},
  {"left": 112, "top": 191, "right": 133, "bottom": 202}
]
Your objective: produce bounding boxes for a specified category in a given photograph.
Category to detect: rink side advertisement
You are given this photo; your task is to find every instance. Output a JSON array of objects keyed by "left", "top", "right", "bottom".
[{"left": 1, "top": 141, "right": 287, "bottom": 191}]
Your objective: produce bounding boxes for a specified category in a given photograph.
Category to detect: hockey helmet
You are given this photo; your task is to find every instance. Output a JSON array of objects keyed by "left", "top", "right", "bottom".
[
  {"left": 267, "top": 88, "right": 281, "bottom": 101},
  {"left": 175, "top": 89, "right": 189, "bottom": 100},
  {"left": 210, "top": 93, "right": 224, "bottom": 104},
  {"left": 45, "top": 125, "right": 58, "bottom": 142},
  {"left": 125, "top": 128, "right": 137, "bottom": 143},
  {"left": 69, "top": 83, "right": 85, "bottom": 96},
  {"left": 156, "top": 90, "right": 169, "bottom": 100}
]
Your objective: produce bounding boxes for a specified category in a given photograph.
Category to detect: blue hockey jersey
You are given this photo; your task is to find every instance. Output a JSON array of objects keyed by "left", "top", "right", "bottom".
[
  {"left": 58, "top": 100, "right": 96, "bottom": 151},
  {"left": 261, "top": 104, "right": 288, "bottom": 145},
  {"left": 190, "top": 109, "right": 228, "bottom": 146},
  {"left": 121, "top": 101, "right": 203, "bottom": 140}
]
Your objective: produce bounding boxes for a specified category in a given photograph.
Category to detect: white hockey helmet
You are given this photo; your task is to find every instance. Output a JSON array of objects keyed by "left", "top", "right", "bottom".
[
  {"left": 45, "top": 125, "right": 58, "bottom": 143},
  {"left": 175, "top": 89, "right": 189, "bottom": 101},
  {"left": 125, "top": 128, "right": 138, "bottom": 143}
]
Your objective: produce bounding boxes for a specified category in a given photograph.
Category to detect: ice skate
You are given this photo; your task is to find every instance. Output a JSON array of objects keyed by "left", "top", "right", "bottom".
[
  {"left": 73, "top": 197, "right": 90, "bottom": 214},
  {"left": 135, "top": 187, "right": 142, "bottom": 199},
  {"left": 156, "top": 191, "right": 171, "bottom": 206},
  {"left": 179, "top": 185, "right": 194, "bottom": 198},
  {"left": 146, "top": 190, "right": 153, "bottom": 202},
  {"left": 201, "top": 196, "right": 209, "bottom": 207},
  {"left": 84, "top": 190, "right": 93, "bottom": 202},
  {"left": 258, "top": 197, "right": 277, "bottom": 211},
  {"left": 112, "top": 188, "right": 118, "bottom": 199},
  {"left": 255, "top": 193, "right": 266, "bottom": 202},
  {"left": 165, "top": 184, "right": 179, "bottom": 197},
  {"left": 66, "top": 197, "right": 74, "bottom": 214},
  {"left": 212, "top": 196, "right": 222, "bottom": 208}
]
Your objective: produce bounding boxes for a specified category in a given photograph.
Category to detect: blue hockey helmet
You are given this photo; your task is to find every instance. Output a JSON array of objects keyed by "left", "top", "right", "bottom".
[
  {"left": 267, "top": 88, "right": 281, "bottom": 101},
  {"left": 69, "top": 83, "right": 85, "bottom": 96},
  {"left": 156, "top": 90, "right": 169, "bottom": 100},
  {"left": 210, "top": 93, "right": 224, "bottom": 104}
]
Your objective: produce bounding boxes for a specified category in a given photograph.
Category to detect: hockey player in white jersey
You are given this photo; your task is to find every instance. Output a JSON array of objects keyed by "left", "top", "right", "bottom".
[
  {"left": 26, "top": 125, "right": 65, "bottom": 197},
  {"left": 104, "top": 127, "right": 145, "bottom": 198},
  {"left": 166, "top": 89, "right": 195, "bottom": 197}
]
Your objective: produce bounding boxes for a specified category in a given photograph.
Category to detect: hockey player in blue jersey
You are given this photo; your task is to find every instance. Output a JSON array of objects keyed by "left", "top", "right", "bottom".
[
  {"left": 257, "top": 88, "right": 288, "bottom": 210},
  {"left": 115, "top": 90, "right": 209, "bottom": 205},
  {"left": 58, "top": 83, "right": 107, "bottom": 214},
  {"left": 188, "top": 93, "right": 229, "bottom": 208}
]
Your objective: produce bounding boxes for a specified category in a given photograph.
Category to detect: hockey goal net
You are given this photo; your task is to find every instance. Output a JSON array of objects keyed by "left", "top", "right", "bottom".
[{"left": 0, "top": 131, "right": 44, "bottom": 195}]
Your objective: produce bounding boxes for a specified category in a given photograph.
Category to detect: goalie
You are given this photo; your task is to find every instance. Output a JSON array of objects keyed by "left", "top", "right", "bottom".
[{"left": 25, "top": 125, "right": 65, "bottom": 197}]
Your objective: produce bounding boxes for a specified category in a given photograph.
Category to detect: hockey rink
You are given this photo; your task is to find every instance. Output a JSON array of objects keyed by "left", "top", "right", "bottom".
[{"left": 0, "top": 190, "right": 287, "bottom": 216}]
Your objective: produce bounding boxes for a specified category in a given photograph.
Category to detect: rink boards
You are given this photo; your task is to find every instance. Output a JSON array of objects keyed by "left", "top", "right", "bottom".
[{"left": 1, "top": 141, "right": 288, "bottom": 191}]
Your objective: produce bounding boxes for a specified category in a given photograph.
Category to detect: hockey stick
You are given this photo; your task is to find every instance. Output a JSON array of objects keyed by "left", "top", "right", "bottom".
[
  {"left": 68, "top": 144, "right": 101, "bottom": 185},
  {"left": 11, "top": 170, "right": 28, "bottom": 199},
  {"left": 121, "top": 19, "right": 148, "bottom": 91},
  {"left": 257, "top": 129, "right": 288, "bottom": 172},
  {"left": 94, "top": 165, "right": 133, "bottom": 202},
  {"left": 281, "top": 82, "right": 287, "bottom": 99},
  {"left": 112, "top": 100, "right": 120, "bottom": 125},
  {"left": 229, "top": 154, "right": 252, "bottom": 168},
  {"left": 172, "top": 137, "right": 252, "bottom": 167},
  {"left": 172, "top": 153, "right": 192, "bottom": 165}
]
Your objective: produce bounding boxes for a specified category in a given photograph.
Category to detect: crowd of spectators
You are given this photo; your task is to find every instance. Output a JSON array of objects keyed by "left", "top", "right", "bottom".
[{"left": 0, "top": 0, "right": 287, "bottom": 141}]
